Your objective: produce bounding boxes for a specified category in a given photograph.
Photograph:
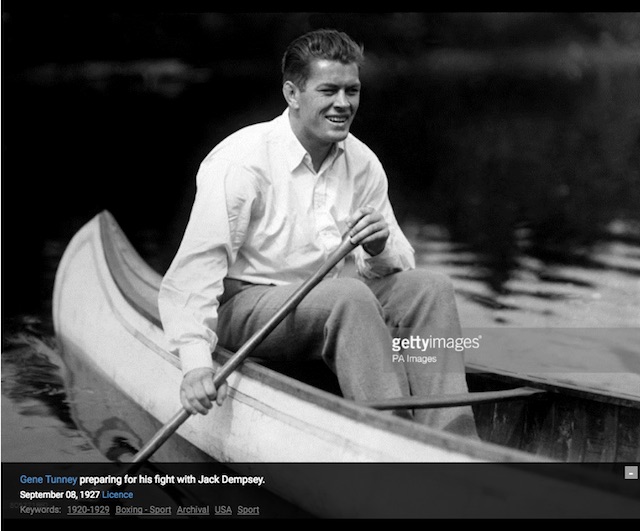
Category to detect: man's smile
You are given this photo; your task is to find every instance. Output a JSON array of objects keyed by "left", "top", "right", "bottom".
[{"left": 326, "top": 115, "right": 349, "bottom": 124}]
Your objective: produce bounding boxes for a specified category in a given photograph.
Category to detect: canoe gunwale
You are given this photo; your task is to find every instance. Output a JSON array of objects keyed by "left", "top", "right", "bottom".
[{"left": 466, "top": 364, "right": 640, "bottom": 410}]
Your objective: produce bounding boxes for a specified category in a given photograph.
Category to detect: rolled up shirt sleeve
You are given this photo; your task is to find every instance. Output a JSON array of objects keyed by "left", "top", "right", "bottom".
[
  {"left": 158, "top": 158, "right": 258, "bottom": 375},
  {"left": 352, "top": 157, "right": 415, "bottom": 279},
  {"left": 356, "top": 231, "right": 415, "bottom": 278}
]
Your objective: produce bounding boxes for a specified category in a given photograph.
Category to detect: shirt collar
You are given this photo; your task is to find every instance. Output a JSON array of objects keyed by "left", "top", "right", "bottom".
[{"left": 279, "top": 108, "right": 345, "bottom": 173}]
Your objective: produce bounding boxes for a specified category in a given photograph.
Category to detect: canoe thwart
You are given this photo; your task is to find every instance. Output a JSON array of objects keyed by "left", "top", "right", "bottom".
[{"left": 360, "top": 387, "right": 548, "bottom": 410}]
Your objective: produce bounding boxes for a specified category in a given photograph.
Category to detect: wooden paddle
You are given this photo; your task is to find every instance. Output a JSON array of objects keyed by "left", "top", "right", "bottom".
[
  {"left": 360, "top": 387, "right": 547, "bottom": 410},
  {"left": 126, "top": 232, "right": 357, "bottom": 470}
]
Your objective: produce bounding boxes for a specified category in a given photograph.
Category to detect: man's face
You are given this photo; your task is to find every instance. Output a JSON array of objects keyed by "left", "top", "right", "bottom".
[{"left": 293, "top": 59, "right": 361, "bottom": 153}]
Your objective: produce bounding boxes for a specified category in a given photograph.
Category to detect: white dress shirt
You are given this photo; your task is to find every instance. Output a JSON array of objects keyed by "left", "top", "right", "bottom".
[{"left": 158, "top": 109, "right": 416, "bottom": 374}]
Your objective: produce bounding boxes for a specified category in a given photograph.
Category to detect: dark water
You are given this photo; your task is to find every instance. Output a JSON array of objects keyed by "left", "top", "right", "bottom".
[{"left": 2, "top": 15, "right": 640, "bottom": 517}]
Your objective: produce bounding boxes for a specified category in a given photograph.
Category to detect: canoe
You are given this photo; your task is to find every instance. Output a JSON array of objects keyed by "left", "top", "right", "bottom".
[{"left": 52, "top": 210, "right": 640, "bottom": 518}]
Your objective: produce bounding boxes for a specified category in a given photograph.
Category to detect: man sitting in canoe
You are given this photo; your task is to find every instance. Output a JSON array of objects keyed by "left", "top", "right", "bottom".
[{"left": 158, "top": 28, "right": 478, "bottom": 436}]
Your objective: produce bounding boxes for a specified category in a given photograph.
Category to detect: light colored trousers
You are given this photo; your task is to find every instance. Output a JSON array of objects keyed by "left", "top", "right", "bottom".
[{"left": 217, "top": 269, "right": 477, "bottom": 436}]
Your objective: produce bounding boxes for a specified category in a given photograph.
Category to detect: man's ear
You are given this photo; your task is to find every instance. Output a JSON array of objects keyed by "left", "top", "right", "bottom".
[{"left": 282, "top": 80, "right": 300, "bottom": 110}]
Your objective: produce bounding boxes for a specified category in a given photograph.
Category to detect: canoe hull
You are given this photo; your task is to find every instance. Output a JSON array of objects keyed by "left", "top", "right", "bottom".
[
  {"left": 54, "top": 212, "right": 511, "bottom": 464},
  {"left": 52, "top": 211, "right": 640, "bottom": 517}
]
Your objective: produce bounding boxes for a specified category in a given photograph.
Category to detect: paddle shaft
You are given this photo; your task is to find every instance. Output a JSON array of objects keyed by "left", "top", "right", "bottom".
[
  {"left": 128, "top": 233, "right": 357, "bottom": 467},
  {"left": 360, "top": 387, "right": 547, "bottom": 410}
]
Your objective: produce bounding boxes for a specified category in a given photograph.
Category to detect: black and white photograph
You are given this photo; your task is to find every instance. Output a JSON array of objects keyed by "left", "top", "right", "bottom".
[{"left": 2, "top": 12, "right": 640, "bottom": 520}]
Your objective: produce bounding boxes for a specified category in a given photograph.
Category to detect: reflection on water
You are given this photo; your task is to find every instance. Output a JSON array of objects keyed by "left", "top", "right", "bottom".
[
  {"left": 408, "top": 221, "right": 640, "bottom": 330},
  {"left": 409, "top": 222, "right": 640, "bottom": 400},
  {"left": 2, "top": 316, "right": 196, "bottom": 463},
  {"left": 1, "top": 318, "right": 107, "bottom": 462}
]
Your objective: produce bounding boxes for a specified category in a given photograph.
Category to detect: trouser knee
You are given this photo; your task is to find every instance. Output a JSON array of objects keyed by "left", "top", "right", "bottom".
[
  {"left": 327, "top": 278, "right": 384, "bottom": 317},
  {"left": 394, "top": 269, "right": 456, "bottom": 300},
  {"left": 366, "top": 268, "right": 460, "bottom": 333},
  {"left": 320, "top": 278, "right": 389, "bottom": 359}
]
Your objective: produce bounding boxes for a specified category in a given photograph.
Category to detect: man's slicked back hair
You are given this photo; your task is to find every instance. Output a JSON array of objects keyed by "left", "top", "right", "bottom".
[{"left": 282, "top": 28, "right": 365, "bottom": 89}]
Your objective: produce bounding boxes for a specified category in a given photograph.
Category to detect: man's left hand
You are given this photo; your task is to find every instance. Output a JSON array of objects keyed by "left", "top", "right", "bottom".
[{"left": 346, "top": 206, "right": 389, "bottom": 256}]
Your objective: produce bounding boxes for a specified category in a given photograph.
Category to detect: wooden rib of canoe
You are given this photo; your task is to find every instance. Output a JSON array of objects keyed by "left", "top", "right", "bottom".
[{"left": 52, "top": 210, "right": 640, "bottom": 518}]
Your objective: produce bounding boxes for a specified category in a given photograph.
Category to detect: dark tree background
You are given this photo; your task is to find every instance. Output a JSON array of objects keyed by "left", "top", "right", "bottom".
[{"left": 2, "top": 12, "right": 640, "bottom": 320}]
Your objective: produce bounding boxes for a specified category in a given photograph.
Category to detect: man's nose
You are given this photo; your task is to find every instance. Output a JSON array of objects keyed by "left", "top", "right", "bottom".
[{"left": 334, "top": 90, "right": 349, "bottom": 107}]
